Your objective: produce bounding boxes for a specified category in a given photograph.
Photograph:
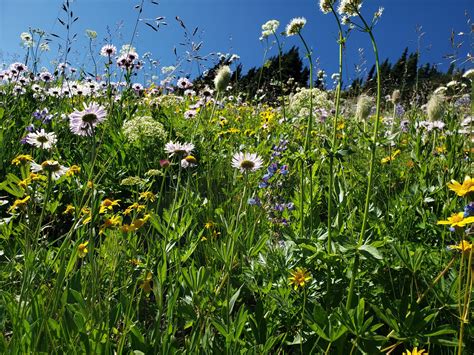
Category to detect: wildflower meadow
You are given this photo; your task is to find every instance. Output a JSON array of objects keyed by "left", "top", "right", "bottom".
[{"left": 0, "top": 0, "right": 473, "bottom": 353}]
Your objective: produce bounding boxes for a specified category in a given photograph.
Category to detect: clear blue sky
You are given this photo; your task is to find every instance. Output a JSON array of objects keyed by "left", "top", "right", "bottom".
[{"left": 0, "top": 0, "right": 472, "bottom": 84}]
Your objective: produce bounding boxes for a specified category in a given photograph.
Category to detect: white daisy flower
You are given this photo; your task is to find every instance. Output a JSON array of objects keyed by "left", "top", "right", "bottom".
[
  {"left": 164, "top": 141, "right": 195, "bottom": 157},
  {"left": 31, "top": 160, "right": 68, "bottom": 180},
  {"left": 26, "top": 129, "right": 57, "bottom": 149},
  {"left": 231, "top": 152, "right": 264, "bottom": 173}
]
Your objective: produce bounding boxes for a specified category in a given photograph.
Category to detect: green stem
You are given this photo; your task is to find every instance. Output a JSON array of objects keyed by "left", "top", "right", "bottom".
[
  {"left": 327, "top": 8, "right": 344, "bottom": 254},
  {"left": 347, "top": 12, "right": 382, "bottom": 310}
]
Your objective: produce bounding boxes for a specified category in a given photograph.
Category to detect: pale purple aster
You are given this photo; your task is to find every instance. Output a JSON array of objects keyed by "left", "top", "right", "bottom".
[
  {"left": 39, "top": 71, "right": 54, "bottom": 82},
  {"left": 69, "top": 102, "right": 107, "bottom": 136},
  {"left": 177, "top": 77, "right": 193, "bottom": 90},
  {"left": 100, "top": 44, "right": 117, "bottom": 57},
  {"left": 164, "top": 141, "right": 195, "bottom": 157},
  {"left": 184, "top": 109, "right": 197, "bottom": 119}
]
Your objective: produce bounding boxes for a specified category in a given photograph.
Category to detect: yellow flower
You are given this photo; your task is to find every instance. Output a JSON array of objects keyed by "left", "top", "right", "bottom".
[
  {"left": 437, "top": 212, "right": 474, "bottom": 228},
  {"left": 449, "top": 240, "right": 473, "bottom": 256},
  {"left": 78, "top": 241, "right": 89, "bottom": 258},
  {"left": 130, "top": 214, "right": 150, "bottom": 230},
  {"left": 63, "top": 204, "right": 75, "bottom": 215},
  {"left": 66, "top": 165, "right": 81, "bottom": 177},
  {"left": 447, "top": 176, "right": 474, "bottom": 197},
  {"left": 140, "top": 272, "right": 153, "bottom": 293},
  {"left": 337, "top": 122, "right": 345, "bottom": 130},
  {"left": 81, "top": 207, "right": 92, "bottom": 224},
  {"left": 99, "top": 198, "right": 121, "bottom": 214},
  {"left": 87, "top": 180, "right": 94, "bottom": 189},
  {"left": 18, "top": 178, "right": 30, "bottom": 189},
  {"left": 99, "top": 215, "right": 122, "bottom": 234},
  {"left": 124, "top": 202, "right": 145, "bottom": 215},
  {"left": 9, "top": 195, "right": 31, "bottom": 212},
  {"left": 139, "top": 191, "right": 156, "bottom": 202},
  {"left": 11, "top": 154, "right": 33, "bottom": 165},
  {"left": 381, "top": 149, "right": 401, "bottom": 164},
  {"left": 244, "top": 129, "right": 256, "bottom": 136},
  {"left": 204, "top": 221, "right": 214, "bottom": 229},
  {"left": 288, "top": 267, "right": 311, "bottom": 290},
  {"left": 403, "top": 347, "right": 427, "bottom": 355}
]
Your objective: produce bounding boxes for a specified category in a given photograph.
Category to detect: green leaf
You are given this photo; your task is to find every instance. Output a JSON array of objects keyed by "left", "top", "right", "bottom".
[{"left": 359, "top": 244, "right": 383, "bottom": 260}]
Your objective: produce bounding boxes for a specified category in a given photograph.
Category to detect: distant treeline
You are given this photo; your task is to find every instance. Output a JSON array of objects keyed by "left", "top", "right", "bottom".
[{"left": 193, "top": 46, "right": 468, "bottom": 105}]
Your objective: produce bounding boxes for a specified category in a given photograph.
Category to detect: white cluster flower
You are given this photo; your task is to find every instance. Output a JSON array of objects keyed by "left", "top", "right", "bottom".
[
  {"left": 463, "top": 68, "right": 474, "bottom": 80},
  {"left": 338, "top": 0, "right": 362, "bottom": 17},
  {"left": 285, "top": 17, "right": 307, "bottom": 36},
  {"left": 260, "top": 20, "right": 280, "bottom": 39},
  {"left": 122, "top": 115, "right": 168, "bottom": 146},
  {"left": 288, "top": 88, "right": 332, "bottom": 118},
  {"left": 319, "top": 0, "right": 336, "bottom": 14}
]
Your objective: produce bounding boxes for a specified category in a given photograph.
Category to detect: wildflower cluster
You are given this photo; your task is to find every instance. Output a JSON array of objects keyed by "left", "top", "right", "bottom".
[{"left": 249, "top": 139, "right": 294, "bottom": 229}]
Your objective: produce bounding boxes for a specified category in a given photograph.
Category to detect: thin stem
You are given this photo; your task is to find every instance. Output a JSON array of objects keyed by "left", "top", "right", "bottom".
[
  {"left": 347, "top": 10, "right": 382, "bottom": 309},
  {"left": 327, "top": 7, "right": 344, "bottom": 254}
]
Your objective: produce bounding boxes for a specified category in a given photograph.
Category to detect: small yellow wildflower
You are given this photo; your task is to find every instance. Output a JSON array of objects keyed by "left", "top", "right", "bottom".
[
  {"left": 87, "top": 180, "right": 94, "bottom": 189},
  {"left": 447, "top": 176, "right": 474, "bottom": 197},
  {"left": 402, "top": 347, "right": 427, "bottom": 355},
  {"left": 18, "top": 178, "right": 29, "bottom": 189},
  {"left": 381, "top": 149, "right": 401, "bottom": 164},
  {"left": 78, "top": 241, "right": 89, "bottom": 258},
  {"left": 124, "top": 202, "right": 146, "bottom": 215},
  {"left": 204, "top": 221, "right": 214, "bottom": 229},
  {"left": 100, "top": 215, "right": 122, "bottom": 234},
  {"left": 99, "top": 198, "right": 121, "bottom": 214},
  {"left": 130, "top": 214, "right": 151, "bottom": 230},
  {"left": 11, "top": 154, "right": 33, "bottom": 165},
  {"left": 437, "top": 212, "right": 474, "bottom": 228},
  {"left": 139, "top": 191, "right": 156, "bottom": 202},
  {"left": 63, "top": 204, "right": 75, "bottom": 215},
  {"left": 449, "top": 240, "right": 473, "bottom": 256},
  {"left": 140, "top": 272, "right": 153, "bottom": 294},
  {"left": 288, "top": 267, "right": 311, "bottom": 290},
  {"left": 66, "top": 165, "right": 81, "bottom": 177},
  {"left": 8, "top": 195, "right": 31, "bottom": 212}
]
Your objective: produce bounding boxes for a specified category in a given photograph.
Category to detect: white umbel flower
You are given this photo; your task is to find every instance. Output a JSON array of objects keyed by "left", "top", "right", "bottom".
[
  {"left": 338, "top": 0, "right": 362, "bottom": 17},
  {"left": 261, "top": 20, "right": 280, "bottom": 39},
  {"left": 319, "top": 0, "right": 336, "bottom": 14},
  {"left": 463, "top": 68, "right": 474, "bottom": 80},
  {"left": 285, "top": 17, "right": 307, "bottom": 36}
]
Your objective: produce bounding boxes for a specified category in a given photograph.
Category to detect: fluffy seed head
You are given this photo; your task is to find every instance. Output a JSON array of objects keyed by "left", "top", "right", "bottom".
[
  {"left": 214, "top": 65, "right": 232, "bottom": 93},
  {"left": 355, "top": 94, "right": 373, "bottom": 121},
  {"left": 427, "top": 94, "right": 445, "bottom": 122}
]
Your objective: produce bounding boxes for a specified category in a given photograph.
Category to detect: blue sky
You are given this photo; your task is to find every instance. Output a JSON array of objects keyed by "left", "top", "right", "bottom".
[{"left": 0, "top": 0, "right": 472, "bottom": 84}]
